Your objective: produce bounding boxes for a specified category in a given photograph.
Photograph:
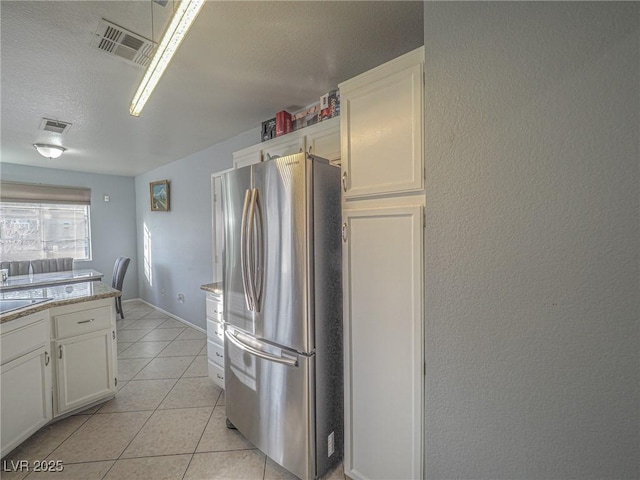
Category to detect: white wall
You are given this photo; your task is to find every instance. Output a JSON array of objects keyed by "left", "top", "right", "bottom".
[
  {"left": 0, "top": 163, "right": 138, "bottom": 299},
  {"left": 134, "top": 128, "right": 258, "bottom": 329},
  {"left": 423, "top": 2, "right": 639, "bottom": 479}
]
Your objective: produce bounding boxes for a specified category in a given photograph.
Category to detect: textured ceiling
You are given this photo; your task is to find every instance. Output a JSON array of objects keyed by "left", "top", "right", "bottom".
[{"left": 0, "top": 1, "right": 423, "bottom": 177}]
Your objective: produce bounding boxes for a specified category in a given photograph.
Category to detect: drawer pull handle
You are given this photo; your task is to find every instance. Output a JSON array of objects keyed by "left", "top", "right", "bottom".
[
  {"left": 216, "top": 352, "right": 223, "bottom": 358},
  {"left": 216, "top": 373, "right": 224, "bottom": 380},
  {"left": 44, "top": 351, "right": 50, "bottom": 366},
  {"left": 77, "top": 319, "right": 94, "bottom": 324},
  {"left": 59, "top": 346, "right": 63, "bottom": 359},
  {"left": 342, "top": 171, "right": 348, "bottom": 192}
]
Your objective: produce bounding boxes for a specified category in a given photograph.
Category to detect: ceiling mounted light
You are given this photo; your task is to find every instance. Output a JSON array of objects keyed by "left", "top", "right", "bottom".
[
  {"left": 33, "top": 143, "right": 66, "bottom": 159},
  {"left": 129, "top": 0, "right": 206, "bottom": 117}
]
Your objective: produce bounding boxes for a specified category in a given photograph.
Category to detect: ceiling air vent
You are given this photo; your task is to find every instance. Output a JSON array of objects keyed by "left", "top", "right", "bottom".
[
  {"left": 92, "top": 19, "right": 155, "bottom": 68},
  {"left": 39, "top": 118, "right": 72, "bottom": 135}
]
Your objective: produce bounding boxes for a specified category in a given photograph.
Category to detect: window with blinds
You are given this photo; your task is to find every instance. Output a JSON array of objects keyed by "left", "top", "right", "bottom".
[{"left": 0, "top": 182, "right": 92, "bottom": 262}]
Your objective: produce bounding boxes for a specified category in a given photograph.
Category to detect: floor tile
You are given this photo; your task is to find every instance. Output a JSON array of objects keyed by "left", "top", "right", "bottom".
[
  {"left": 217, "top": 390, "right": 225, "bottom": 406},
  {"left": 183, "top": 355, "right": 208, "bottom": 378},
  {"left": 175, "top": 328, "right": 206, "bottom": 341},
  {"left": 98, "top": 379, "right": 177, "bottom": 413},
  {"left": 116, "top": 329, "right": 153, "bottom": 344},
  {"left": 24, "top": 460, "right": 114, "bottom": 480},
  {"left": 159, "top": 377, "right": 221, "bottom": 409},
  {"left": 121, "top": 407, "right": 212, "bottom": 458},
  {"left": 122, "top": 318, "right": 168, "bottom": 330},
  {"left": 158, "top": 339, "right": 206, "bottom": 357},
  {"left": 2, "top": 415, "right": 90, "bottom": 464},
  {"left": 132, "top": 356, "right": 194, "bottom": 380},
  {"left": 103, "top": 454, "right": 191, "bottom": 480},
  {"left": 140, "top": 311, "right": 171, "bottom": 320},
  {"left": 48, "top": 411, "right": 152, "bottom": 463},
  {"left": 196, "top": 406, "right": 254, "bottom": 453},
  {"left": 264, "top": 457, "right": 299, "bottom": 480},
  {"left": 139, "top": 328, "right": 184, "bottom": 342},
  {"left": 121, "top": 310, "right": 152, "bottom": 321},
  {"left": 157, "top": 319, "right": 187, "bottom": 329},
  {"left": 117, "top": 358, "right": 152, "bottom": 381},
  {"left": 320, "top": 462, "right": 346, "bottom": 480},
  {"left": 184, "top": 450, "right": 265, "bottom": 480},
  {"left": 117, "top": 342, "right": 134, "bottom": 354},
  {"left": 118, "top": 341, "right": 171, "bottom": 359}
]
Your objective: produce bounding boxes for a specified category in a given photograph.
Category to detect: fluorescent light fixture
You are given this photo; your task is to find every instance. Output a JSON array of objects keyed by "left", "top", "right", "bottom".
[
  {"left": 129, "top": 0, "right": 206, "bottom": 117},
  {"left": 33, "top": 143, "right": 66, "bottom": 159}
]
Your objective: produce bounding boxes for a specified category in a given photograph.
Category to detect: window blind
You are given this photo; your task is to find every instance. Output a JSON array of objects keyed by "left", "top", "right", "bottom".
[{"left": 0, "top": 181, "right": 91, "bottom": 205}]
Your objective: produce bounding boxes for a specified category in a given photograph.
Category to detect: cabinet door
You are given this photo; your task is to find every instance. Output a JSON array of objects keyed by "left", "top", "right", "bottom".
[
  {"left": 1, "top": 346, "right": 52, "bottom": 457},
  {"left": 55, "top": 329, "right": 115, "bottom": 416},
  {"left": 340, "top": 47, "right": 424, "bottom": 199},
  {"left": 306, "top": 117, "right": 340, "bottom": 163},
  {"left": 342, "top": 205, "right": 423, "bottom": 480},
  {"left": 262, "top": 135, "right": 305, "bottom": 161},
  {"left": 233, "top": 146, "right": 262, "bottom": 169}
]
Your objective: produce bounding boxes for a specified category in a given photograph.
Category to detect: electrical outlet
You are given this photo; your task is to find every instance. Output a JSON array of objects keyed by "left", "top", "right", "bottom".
[
  {"left": 328, "top": 431, "right": 334, "bottom": 457},
  {"left": 161, "top": 288, "right": 166, "bottom": 296},
  {"left": 177, "top": 293, "right": 185, "bottom": 303}
]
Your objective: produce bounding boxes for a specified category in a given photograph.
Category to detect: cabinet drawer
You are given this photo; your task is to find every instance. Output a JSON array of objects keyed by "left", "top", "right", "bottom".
[
  {"left": 205, "top": 296, "right": 223, "bottom": 321},
  {"left": 206, "top": 319, "right": 224, "bottom": 345},
  {"left": 208, "top": 340, "right": 224, "bottom": 368},
  {"left": 1, "top": 313, "right": 49, "bottom": 365},
  {"left": 54, "top": 306, "right": 112, "bottom": 339},
  {"left": 208, "top": 359, "right": 225, "bottom": 388}
]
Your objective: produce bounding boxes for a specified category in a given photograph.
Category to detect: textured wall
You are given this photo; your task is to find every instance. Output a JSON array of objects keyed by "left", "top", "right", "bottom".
[
  {"left": 134, "top": 128, "right": 258, "bottom": 330},
  {"left": 423, "top": 2, "right": 639, "bottom": 479},
  {"left": 0, "top": 163, "right": 138, "bottom": 299}
]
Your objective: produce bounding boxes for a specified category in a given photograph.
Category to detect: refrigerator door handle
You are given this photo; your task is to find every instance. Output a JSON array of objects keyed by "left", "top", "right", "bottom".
[
  {"left": 225, "top": 329, "right": 298, "bottom": 367},
  {"left": 253, "top": 188, "right": 264, "bottom": 312},
  {"left": 240, "top": 189, "right": 254, "bottom": 311},
  {"left": 247, "top": 188, "right": 259, "bottom": 312}
]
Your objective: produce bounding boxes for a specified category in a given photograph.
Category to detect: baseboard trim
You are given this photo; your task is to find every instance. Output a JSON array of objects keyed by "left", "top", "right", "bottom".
[{"left": 122, "top": 298, "right": 206, "bottom": 334}]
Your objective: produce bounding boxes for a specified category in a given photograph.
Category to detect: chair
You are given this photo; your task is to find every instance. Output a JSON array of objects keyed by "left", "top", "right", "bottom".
[
  {"left": 30, "top": 257, "right": 73, "bottom": 274},
  {"left": 112, "top": 256, "right": 131, "bottom": 319},
  {"left": 0, "top": 261, "right": 30, "bottom": 276}
]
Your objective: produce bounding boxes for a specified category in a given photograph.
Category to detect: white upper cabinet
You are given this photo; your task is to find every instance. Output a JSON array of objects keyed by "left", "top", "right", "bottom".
[
  {"left": 233, "top": 144, "right": 262, "bottom": 169},
  {"left": 306, "top": 117, "right": 341, "bottom": 164},
  {"left": 262, "top": 135, "right": 305, "bottom": 161},
  {"left": 339, "top": 47, "right": 424, "bottom": 199}
]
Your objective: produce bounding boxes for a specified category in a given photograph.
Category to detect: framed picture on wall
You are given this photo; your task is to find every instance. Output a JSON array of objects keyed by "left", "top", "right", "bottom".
[{"left": 150, "top": 180, "right": 170, "bottom": 211}]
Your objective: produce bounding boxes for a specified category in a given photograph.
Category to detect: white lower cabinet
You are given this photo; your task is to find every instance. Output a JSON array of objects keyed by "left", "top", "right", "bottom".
[
  {"left": 0, "top": 311, "right": 52, "bottom": 457},
  {"left": 51, "top": 299, "right": 117, "bottom": 417},
  {"left": 54, "top": 328, "right": 115, "bottom": 415},
  {"left": 342, "top": 204, "right": 424, "bottom": 480},
  {"left": 205, "top": 291, "right": 225, "bottom": 389}
]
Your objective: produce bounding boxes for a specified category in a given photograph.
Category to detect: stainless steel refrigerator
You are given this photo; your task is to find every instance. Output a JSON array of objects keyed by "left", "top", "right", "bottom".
[{"left": 221, "top": 152, "right": 342, "bottom": 480}]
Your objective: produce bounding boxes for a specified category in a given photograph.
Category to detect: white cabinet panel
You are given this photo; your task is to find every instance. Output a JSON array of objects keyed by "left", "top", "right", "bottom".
[
  {"left": 342, "top": 205, "right": 423, "bottom": 480},
  {"left": 262, "top": 135, "right": 305, "bottom": 160},
  {"left": 233, "top": 145, "right": 262, "bottom": 169},
  {"left": 306, "top": 117, "right": 340, "bottom": 162},
  {"left": 340, "top": 47, "right": 424, "bottom": 199},
  {"left": 54, "top": 328, "right": 115, "bottom": 415},
  {"left": 0, "top": 345, "right": 52, "bottom": 457}
]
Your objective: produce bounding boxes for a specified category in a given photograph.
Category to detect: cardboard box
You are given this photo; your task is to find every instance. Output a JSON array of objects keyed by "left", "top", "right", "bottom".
[
  {"left": 275, "top": 110, "right": 292, "bottom": 137},
  {"left": 320, "top": 91, "right": 340, "bottom": 121},
  {"left": 261, "top": 118, "right": 276, "bottom": 142}
]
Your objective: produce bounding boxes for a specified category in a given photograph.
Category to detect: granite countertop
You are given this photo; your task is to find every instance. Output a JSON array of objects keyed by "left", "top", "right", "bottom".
[
  {"left": 0, "top": 269, "right": 104, "bottom": 292},
  {"left": 0, "top": 281, "right": 121, "bottom": 324},
  {"left": 200, "top": 282, "right": 223, "bottom": 295}
]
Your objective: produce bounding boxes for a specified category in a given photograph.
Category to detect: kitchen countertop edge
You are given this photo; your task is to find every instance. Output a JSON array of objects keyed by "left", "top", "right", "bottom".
[
  {"left": 200, "top": 282, "right": 223, "bottom": 295},
  {"left": 1, "top": 281, "right": 121, "bottom": 324}
]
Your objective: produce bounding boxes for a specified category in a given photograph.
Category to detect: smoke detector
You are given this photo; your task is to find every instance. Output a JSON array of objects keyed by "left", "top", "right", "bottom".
[{"left": 92, "top": 19, "right": 155, "bottom": 68}]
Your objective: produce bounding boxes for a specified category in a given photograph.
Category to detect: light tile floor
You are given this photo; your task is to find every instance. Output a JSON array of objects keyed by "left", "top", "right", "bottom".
[{"left": 1, "top": 300, "right": 345, "bottom": 480}]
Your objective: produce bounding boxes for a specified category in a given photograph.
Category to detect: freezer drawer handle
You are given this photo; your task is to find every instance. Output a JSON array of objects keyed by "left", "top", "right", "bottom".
[{"left": 225, "top": 330, "right": 298, "bottom": 367}]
